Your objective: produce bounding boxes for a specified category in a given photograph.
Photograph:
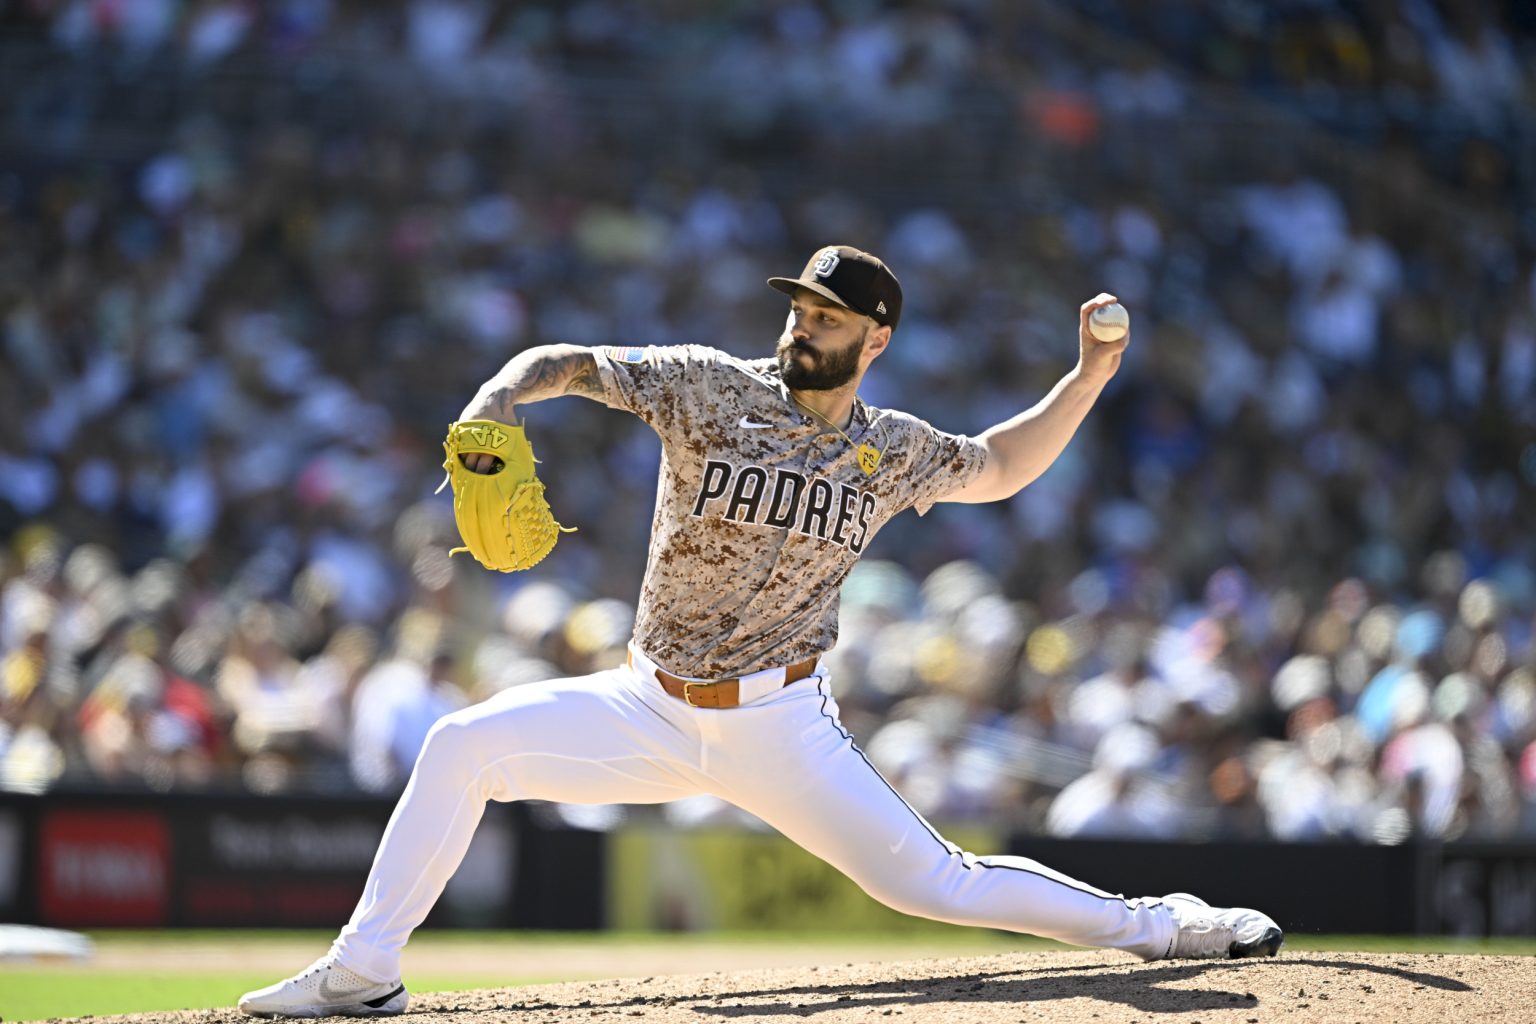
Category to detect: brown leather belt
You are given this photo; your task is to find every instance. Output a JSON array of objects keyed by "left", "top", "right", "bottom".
[{"left": 630, "top": 652, "right": 820, "bottom": 709}]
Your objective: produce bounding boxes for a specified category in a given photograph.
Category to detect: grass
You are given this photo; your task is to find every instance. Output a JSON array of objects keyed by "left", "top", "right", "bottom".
[
  {"left": 3, "top": 930, "right": 1533, "bottom": 1021},
  {"left": 0, "top": 972, "right": 520, "bottom": 1021}
]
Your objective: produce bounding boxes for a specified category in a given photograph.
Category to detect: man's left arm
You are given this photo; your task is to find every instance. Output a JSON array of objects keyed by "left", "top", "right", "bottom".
[{"left": 943, "top": 293, "right": 1128, "bottom": 505}]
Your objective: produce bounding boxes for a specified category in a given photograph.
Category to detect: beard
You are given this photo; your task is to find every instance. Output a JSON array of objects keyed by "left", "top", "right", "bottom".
[{"left": 776, "top": 326, "right": 866, "bottom": 391}]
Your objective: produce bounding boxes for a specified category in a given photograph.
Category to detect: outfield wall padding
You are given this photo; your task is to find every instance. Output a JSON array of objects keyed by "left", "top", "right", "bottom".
[
  {"left": 0, "top": 791, "right": 603, "bottom": 930},
  {"left": 2, "top": 793, "right": 1532, "bottom": 935}
]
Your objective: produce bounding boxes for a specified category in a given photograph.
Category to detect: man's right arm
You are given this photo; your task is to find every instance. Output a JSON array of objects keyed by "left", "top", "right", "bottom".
[{"left": 458, "top": 344, "right": 602, "bottom": 423}]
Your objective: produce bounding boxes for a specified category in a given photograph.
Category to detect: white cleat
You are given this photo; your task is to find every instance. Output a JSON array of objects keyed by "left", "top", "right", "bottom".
[
  {"left": 1158, "top": 892, "right": 1284, "bottom": 960},
  {"left": 238, "top": 957, "right": 409, "bottom": 1018}
]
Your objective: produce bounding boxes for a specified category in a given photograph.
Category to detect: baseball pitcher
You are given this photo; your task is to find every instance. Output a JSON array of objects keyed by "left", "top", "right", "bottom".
[{"left": 239, "top": 246, "right": 1281, "bottom": 1018}]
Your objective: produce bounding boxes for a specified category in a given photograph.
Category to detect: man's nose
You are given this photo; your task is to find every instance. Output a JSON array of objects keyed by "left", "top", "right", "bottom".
[{"left": 791, "top": 318, "right": 811, "bottom": 342}]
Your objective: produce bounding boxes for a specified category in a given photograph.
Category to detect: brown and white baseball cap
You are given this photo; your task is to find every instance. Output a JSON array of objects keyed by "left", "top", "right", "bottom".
[{"left": 768, "top": 245, "right": 903, "bottom": 329}]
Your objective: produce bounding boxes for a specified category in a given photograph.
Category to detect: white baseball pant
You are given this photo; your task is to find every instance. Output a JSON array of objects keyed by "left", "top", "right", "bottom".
[{"left": 331, "top": 648, "right": 1176, "bottom": 981}]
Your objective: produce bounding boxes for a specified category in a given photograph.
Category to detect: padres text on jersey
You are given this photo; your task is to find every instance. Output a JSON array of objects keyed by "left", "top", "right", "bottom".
[{"left": 689, "top": 461, "right": 879, "bottom": 554}]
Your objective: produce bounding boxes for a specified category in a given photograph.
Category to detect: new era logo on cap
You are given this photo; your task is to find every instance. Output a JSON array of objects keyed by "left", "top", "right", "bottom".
[{"left": 767, "top": 245, "right": 903, "bottom": 330}]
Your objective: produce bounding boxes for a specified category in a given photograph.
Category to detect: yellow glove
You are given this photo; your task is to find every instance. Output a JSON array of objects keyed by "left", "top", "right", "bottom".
[{"left": 440, "top": 420, "right": 573, "bottom": 572}]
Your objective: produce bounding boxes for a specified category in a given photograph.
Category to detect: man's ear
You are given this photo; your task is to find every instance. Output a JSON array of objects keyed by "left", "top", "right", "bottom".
[{"left": 863, "top": 324, "right": 893, "bottom": 362}]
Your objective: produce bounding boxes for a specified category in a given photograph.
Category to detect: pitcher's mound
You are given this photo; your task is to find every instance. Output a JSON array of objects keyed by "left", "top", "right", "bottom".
[{"left": 112, "top": 949, "right": 1535, "bottom": 1024}]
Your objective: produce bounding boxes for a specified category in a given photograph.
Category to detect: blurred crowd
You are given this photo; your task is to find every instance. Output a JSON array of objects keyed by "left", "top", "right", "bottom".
[{"left": 1, "top": 0, "right": 1533, "bottom": 843}]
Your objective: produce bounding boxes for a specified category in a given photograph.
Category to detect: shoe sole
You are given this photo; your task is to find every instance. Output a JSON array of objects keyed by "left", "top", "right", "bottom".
[
  {"left": 1230, "top": 927, "right": 1285, "bottom": 959},
  {"left": 242, "top": 1011, "right": 403, "bottom": 1019},
  {"left": 241, "top": 1006, "right": 405, "bottom": 1019}
]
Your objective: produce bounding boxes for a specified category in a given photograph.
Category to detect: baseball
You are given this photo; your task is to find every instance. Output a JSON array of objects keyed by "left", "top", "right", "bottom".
[{"left": 1088, "top": 302, "right": 1130, "bottom": 342}]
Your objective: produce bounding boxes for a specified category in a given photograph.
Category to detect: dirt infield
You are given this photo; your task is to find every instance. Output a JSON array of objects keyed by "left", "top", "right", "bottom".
[{"left": 80, "top": 949, "right": 1535, "bottom": 1024}]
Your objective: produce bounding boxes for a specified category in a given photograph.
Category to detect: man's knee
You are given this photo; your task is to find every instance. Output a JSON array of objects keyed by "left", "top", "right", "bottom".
[
  {"left": 865, "top": 885, "right": 953, "bottom": 921},
  {"left": 857, "top": 864, "right": 963, "bottom": 922},
  {"left": 416, "top": 711, "right": 486, "bottom": 773}
]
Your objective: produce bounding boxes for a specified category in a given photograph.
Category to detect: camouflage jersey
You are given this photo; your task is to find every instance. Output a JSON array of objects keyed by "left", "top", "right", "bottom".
[{"left": 591, "top": 344, "right": 987, "bottom": 679}]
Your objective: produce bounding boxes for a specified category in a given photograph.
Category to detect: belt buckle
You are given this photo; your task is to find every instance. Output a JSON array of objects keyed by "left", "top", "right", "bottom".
[{"left": 682, "top": 680, "right": 712, "bottom": 708}]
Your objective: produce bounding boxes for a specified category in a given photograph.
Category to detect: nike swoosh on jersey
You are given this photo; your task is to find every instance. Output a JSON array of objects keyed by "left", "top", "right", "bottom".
[
  {"left": 889, "top": 829, "right": 909, "bottom": 854},
  {"left": 739, "top": 416, "right": 774, "bottom": 429}
]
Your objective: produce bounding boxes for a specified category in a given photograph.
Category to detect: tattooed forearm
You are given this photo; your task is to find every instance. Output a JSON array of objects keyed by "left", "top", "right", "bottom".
[
  {"left": 459, "top": 345, "right": 602, "bottom": 421},
  {"left": 565, "top": 359, "right": 604, "bottom": 399}
]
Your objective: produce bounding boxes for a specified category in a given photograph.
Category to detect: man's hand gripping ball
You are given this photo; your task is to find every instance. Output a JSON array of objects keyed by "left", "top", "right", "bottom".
[{"left": 440, "top": 420, "right": 573, "bottom": 572}]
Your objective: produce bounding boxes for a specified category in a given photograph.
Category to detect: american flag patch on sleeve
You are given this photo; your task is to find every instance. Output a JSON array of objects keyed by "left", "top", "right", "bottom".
[{"left": 607, "top": 346, "right": 647, "bottom": 363}]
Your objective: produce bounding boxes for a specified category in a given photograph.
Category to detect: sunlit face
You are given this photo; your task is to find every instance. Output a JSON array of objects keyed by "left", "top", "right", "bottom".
[{"left": 776, "top": 290, "right": 870, "bottom": 391}]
